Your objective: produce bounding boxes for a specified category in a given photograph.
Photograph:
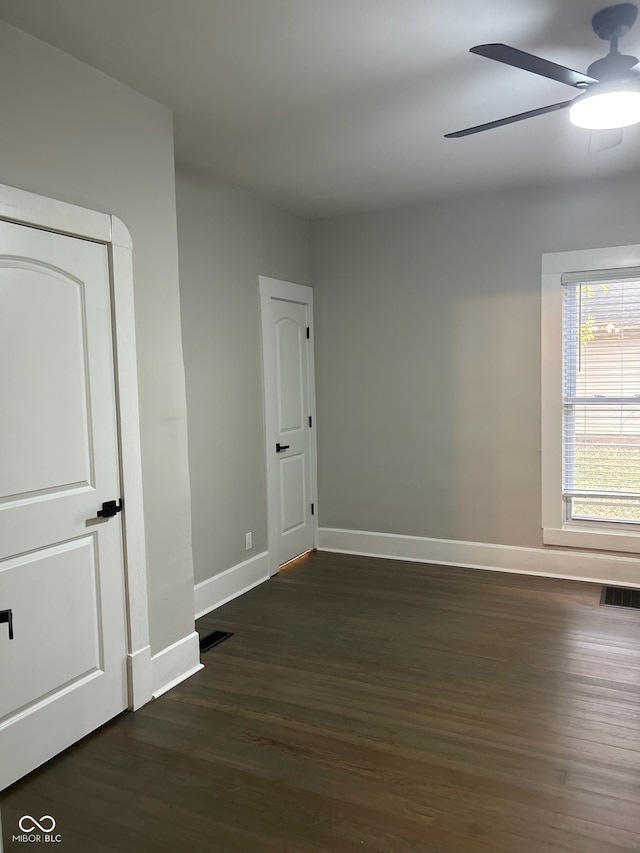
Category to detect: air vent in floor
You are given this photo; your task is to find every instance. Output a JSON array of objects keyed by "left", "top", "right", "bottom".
[
  {"left": 600, "top": 587, "right": 640, "bottom": 610},
  {"left": 199, "top": 630, "right": 233, "bottom": 653}
]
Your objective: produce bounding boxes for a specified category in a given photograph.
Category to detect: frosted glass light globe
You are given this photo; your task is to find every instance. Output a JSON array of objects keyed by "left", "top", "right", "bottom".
[{"left": 570, "top": 89, "right": 640, "bottom": 130}]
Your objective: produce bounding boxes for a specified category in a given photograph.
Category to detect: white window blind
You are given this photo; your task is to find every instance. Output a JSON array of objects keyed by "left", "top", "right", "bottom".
[{"left": 562, "top": 271, "right": 640, "bottom": 524}]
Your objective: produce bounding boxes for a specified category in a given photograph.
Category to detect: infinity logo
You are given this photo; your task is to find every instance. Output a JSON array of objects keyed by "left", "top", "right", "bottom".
[{"left": 19, "top": 815, "right": 56, "bottom": 833}]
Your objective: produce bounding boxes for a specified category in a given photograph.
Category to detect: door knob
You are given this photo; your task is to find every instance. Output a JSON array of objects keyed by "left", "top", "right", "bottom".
[
  {"left": 276, "top": 443, "right": 290, "bottom": 452},
  {"left": 96, "top": 499, "right": 123, "bottom": 518}
]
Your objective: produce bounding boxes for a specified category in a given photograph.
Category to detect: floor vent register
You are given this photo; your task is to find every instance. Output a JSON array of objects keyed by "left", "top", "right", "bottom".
[
  {"left": 600, "top": 587, "right": 640, "bottom": 610},
  {"left": 199, "top": 631, "right": 233, "bottom": 653}
]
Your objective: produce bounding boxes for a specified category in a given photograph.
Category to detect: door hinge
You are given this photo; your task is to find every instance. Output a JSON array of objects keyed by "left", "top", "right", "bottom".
[
  {"left": 311, "top": 503, "right": 315, "bottom": 516},
  {"left": 308, "top": 415, "right": 313, "bottom": 427},
  {"left": 306, "top": 326, "right": 310, "bottom": 339}
]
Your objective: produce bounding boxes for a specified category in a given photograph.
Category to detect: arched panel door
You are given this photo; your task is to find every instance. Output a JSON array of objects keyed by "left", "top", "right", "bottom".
[
  {"left": 260, "top": 277, "right": 317, "bottom": 575},
  {"left": 0, "top": 220, "right": 127, "bottom": 790}
]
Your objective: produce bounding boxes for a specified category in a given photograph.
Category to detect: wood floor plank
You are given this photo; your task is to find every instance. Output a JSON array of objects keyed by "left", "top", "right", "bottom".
[{"left": 3, "top": 551, "right": 640, "bottom": 851}]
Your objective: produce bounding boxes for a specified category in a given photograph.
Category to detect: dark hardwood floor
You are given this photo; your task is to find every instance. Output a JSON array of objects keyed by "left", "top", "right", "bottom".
[{"left": 3, "top": 551, "right": 640, "bottom": 852}]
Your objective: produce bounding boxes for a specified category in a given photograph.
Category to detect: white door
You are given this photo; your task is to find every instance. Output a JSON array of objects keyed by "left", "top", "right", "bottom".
[
  {"left": 0, "top": 219, "right": 128, "bottom": 790},
  {"left": 260, "top": 280, "right": 317, "bottom": 573}
]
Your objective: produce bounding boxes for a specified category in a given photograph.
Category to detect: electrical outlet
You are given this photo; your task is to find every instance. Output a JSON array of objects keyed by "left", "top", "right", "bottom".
[{"left": 245, "top": 531, "right": 252, "bottom": 551}]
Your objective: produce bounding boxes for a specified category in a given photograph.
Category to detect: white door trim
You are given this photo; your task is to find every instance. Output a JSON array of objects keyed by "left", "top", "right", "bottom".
[
  {"left": 258, "top": 276, "right": 318, "bottom": 577},
  {"left": 0, "top": 182, "right": 152, "bottom": 710},
  {"left": 259, "top": 276, "right": 313, "bottom": 303}
]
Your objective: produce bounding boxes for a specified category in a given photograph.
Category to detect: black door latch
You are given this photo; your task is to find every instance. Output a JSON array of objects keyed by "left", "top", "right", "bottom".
[
  {"left": 0, "top": 609, "right": 13, "bottom": 640},
  {"left": 97, "top": 499, "right": 123, "bottom": 518},
  {"left": 276, "top": 443, "right": 290, "bottom": 452}
]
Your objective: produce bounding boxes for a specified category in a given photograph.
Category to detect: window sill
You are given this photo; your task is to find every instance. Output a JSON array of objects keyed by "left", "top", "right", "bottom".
[{"left": 543, "top": 525, "right": 640, "bottom": 554}]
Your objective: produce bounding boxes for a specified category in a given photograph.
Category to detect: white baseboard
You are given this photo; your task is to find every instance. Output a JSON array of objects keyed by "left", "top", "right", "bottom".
[
  {"left": 126, "top": 644, "right": 152, "bottom": 710},
  {"left": 194, "top": 551, "right": 270, "bottom": 619},
  {"left": 151, "top": 631, "right": 203, "bottom": 699},
  {"left": 318, "top": 527, "right": 640, "bottom": 588}
]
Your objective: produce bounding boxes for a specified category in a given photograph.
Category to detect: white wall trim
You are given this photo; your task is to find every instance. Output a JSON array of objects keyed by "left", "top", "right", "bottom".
[
  {"left": 109, "top": 227, "right": 152, "bottom": 704},
  {"left": 541, "top": 243, "right": 640, "bottom": 554},
  {"left": 0, "top": 182, "right": 153, "bottom": 711},
  {"left": 126, "top": 646, "right": 152, "bottom": 712},
  {"left": 307, "top": 302, "right": 319, "bottom": 554},
  {"left": 541, "top": 244, "right": 640, "bottom": 276},
  {"left": 151, "top": 631, "right": 203, "bottom": 699},
  {"left": 258, "top": 275, "right": 313, "bottom": 303},
  {"left": 194, "top": 551, "right": 269, "bottom": 619},
  {"left": 318, "top": 527, "right": 640, "bottom": 588},
  {"left": 543, "top": 524, "right": 640, "bottom": 553},
  {"left": 0, "top": 182, "right": 111, "bottom": 242}
]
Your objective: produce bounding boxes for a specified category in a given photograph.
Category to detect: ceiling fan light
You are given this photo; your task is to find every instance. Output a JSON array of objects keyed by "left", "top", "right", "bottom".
[{"left": 569, "top": 88, "right": 640, "bottom": 129}]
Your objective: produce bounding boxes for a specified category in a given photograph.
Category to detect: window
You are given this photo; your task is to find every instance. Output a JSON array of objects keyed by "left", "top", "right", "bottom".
[
  {"left": 542, "top": 245, "right": 640, "bottom": 553},
  {"left": 563, "top": 274, "right": 640, "bottom": 524}
]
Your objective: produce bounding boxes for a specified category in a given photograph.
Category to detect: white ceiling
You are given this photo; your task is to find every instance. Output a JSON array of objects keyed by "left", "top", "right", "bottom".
[{"left": 1, "top": 0, "right": 640, "bottom": 217}]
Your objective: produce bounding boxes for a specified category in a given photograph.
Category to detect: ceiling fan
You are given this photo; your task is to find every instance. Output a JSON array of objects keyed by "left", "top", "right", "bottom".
[{"left": 445, "top": 3, "right": 640, "bottom": 143}]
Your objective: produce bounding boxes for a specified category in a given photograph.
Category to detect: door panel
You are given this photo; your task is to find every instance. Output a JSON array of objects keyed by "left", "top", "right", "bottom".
[
  {"left": 276, "top": 317, "right": 304, "bottom": 433},
  {"left": 280, "top": 454, "right": 306, "bottom": 534},
  {"left": 0, "top": 537, "right": 102, "bottom": 722},
  {"left": 0, "top": 263, "right": 92, "bottom": 498},
  {"left": 0, "top": 220, "right": 127, "bottom": 790}
]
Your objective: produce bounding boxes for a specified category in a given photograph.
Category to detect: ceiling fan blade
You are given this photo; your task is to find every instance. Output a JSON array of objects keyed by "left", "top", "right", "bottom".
[
  {"left": 444, "top": 100, "right": 573, "bottom": 138},
  {"left": 589, "top": 127, "right": 624, "bottom": 152},
  {"left": 471, "top": 44, "right": 597, "bottom": 88}
]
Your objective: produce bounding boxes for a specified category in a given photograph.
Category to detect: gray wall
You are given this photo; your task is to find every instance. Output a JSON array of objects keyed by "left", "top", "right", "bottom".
[
  {"left": 0, "top": 22, "right": 194, "bottom": 654},
  {"left": 310, "top": 171, "right": 640, "bottom": 549},
  {"left": 176, "top": 165, "right": 309, "bottom": 585}
]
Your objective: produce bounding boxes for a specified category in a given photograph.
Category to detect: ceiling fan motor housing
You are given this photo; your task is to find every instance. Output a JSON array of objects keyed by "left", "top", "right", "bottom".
[
  {"left": 588, "top": 6, "right": 639, "bottom": 84},
  {"left": 587, "top": 52, "right": 639, "bottom": 80},
  {"left": 591, "top": 3, "right": 637, "bottom": 41}
]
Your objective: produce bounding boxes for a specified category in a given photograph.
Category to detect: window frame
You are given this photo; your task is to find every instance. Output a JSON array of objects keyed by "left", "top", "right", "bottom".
[{"left": 542, "top": 244, "right": 640, "bottom": 554}]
